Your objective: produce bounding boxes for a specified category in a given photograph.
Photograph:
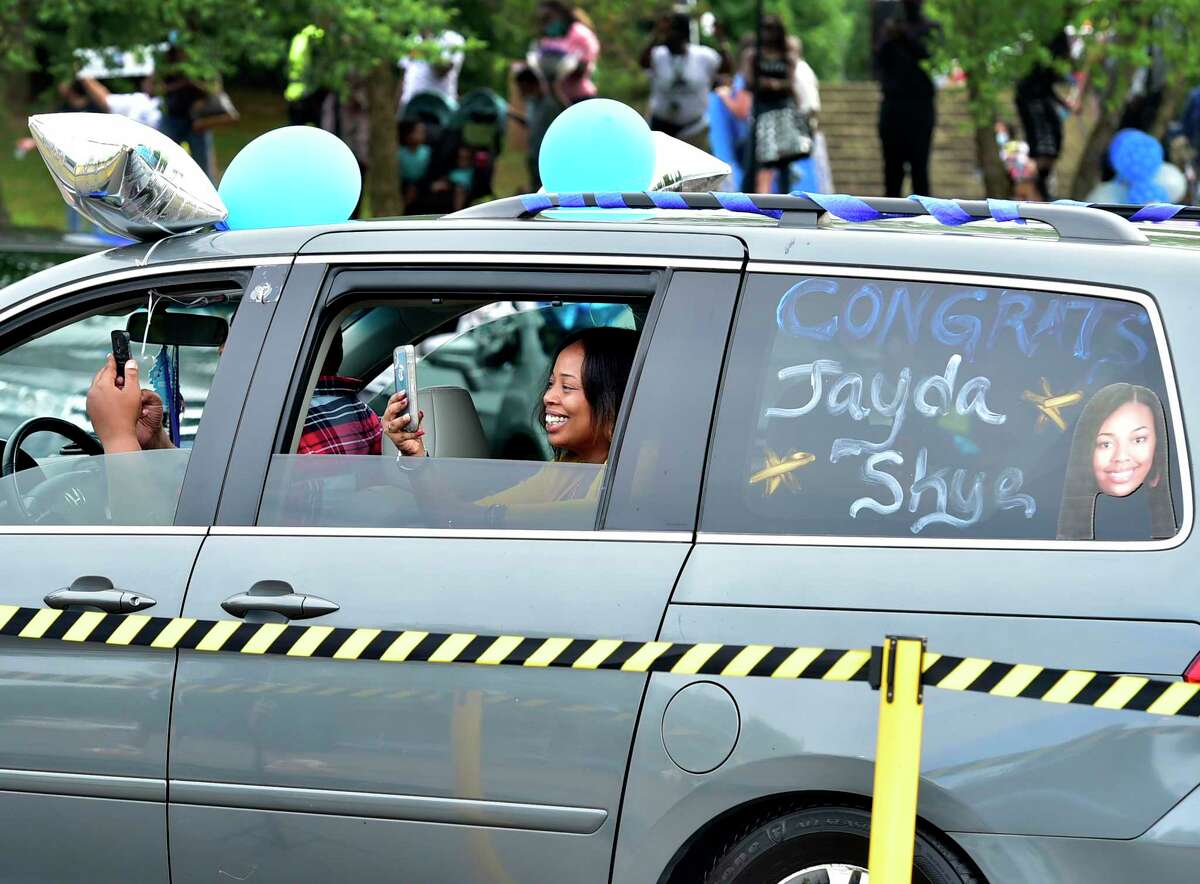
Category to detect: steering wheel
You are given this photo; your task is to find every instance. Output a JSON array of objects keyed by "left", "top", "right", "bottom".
[{"left": 1, "top": 417, "right": 105, "bottom": 523}]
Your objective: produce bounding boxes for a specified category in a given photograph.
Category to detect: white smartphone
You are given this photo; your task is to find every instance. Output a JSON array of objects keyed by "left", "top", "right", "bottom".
[{"left": 392, "top": 344, "right": 420, "bottom": 432}]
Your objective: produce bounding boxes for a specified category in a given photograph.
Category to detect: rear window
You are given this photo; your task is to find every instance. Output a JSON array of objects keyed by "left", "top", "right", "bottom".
[{"left": 702, "top": 271, "right": 1187, "bottom": 545}]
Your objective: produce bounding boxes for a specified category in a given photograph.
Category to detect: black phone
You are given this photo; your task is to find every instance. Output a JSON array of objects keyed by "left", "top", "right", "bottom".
[{"left": 111, "top": 330, "right": 131, "bottom": 382}]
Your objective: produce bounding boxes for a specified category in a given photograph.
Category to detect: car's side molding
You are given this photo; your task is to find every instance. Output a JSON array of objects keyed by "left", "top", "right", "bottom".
[
  {"left": 0, "top": 767, "right": 165, "bottom": 802},
  {"left": 169, "top": 780, "right": 608, "bottom": 834}
]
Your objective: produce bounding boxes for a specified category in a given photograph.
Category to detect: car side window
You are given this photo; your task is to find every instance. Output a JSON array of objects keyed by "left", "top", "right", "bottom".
[
  {"left": 0, "top": 286, "right": 238, "bottom": 526},
  {"left": 702, "top": 272, "right": 1185, "bottom": 544},
  {"left": 257, "top": 296, "right": 647, "bottom": 531}
]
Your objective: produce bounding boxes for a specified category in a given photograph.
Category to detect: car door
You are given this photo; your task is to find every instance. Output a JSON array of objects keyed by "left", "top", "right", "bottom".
[
  {"left": 0, "top": 260, "right": 285, "bottom": 884},
  {"left": 167, "top": 233, "right": 743, "bottom": 884}
]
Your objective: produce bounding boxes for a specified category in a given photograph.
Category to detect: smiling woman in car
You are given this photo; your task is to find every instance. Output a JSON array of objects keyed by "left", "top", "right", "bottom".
[{"left": 385, "top": 326, "right": 637, "bottom": 506}]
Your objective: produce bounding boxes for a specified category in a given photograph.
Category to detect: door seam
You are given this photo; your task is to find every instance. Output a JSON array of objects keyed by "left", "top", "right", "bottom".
[{"left": 164, "top": 525, "right": 210, "bottom": 884}]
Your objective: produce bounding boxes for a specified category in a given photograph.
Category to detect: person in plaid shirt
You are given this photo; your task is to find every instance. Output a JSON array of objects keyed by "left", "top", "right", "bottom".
[{"left": 297, "top": 330, "right": 383, "bottom": 455}]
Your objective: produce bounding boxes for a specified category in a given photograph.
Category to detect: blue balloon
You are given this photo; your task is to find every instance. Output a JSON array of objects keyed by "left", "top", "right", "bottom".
[
  {"left": 1109, "top": 128, "right": 1163, "bottom": 183},
  {"left": 1128, "top": 179, "right": 1169, "bottom": 205},
  {"left": 539, "top": 99, "right": 655, "bottom": 193},
  {"left": 220, "top": 126, "right": 361, "bottom": 230}
]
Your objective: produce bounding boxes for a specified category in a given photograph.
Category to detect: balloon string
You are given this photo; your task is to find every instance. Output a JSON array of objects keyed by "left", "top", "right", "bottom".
[
  {"left": 140, "top": 290, "right": 161, "bottom": 359},
  {"left": 137, "top": 231, "right": 186, "bottom": 268}
]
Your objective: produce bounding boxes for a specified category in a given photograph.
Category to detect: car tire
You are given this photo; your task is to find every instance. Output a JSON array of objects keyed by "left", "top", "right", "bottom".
[{"left": 704, "top": 806, "right": 979, "bottom": 884}]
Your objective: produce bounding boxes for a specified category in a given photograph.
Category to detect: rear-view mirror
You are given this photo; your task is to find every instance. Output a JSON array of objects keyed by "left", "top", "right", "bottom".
[{"left": 127, "top": 310, "right": 228, "bottom": 348}]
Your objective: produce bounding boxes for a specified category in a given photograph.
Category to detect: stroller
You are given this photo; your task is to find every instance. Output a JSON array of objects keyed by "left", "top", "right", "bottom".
[
  {"left": 399, "top": 91, "right": 459, "bottom": 214},
  {"left": 445, "top": 88, "right": 509, "bottom": 205},
  {"left": 402, "top": 89, "right": 507, "bottom": 213}
]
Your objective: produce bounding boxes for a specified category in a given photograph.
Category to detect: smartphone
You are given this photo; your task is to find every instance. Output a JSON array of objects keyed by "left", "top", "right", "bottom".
[
  {"left": 111, "top": 330, "right": 131, "bottom": 383},
  {"left": 392, "top": 345, "right": 420, "bottom": 431}
]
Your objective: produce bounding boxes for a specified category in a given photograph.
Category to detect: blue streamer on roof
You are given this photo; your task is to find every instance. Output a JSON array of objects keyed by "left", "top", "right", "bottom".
[
  {"left": 909, "top": 194, "right": 973, "bottom": 226},
  {"left": 794, "top": 192, "right": 888, "bottom": 223},
  {"left": 648, "top": 191, "right": 688, "bottom": 210},
  {"left": 713, "top": 192, "right": 783, "bottom": 219},
  {"left": 1130, "top": 203, "right": 1186, "bottom": 223},
  {"left": 521, "top": 194, "right": 553, "bottom": 214},
  {"left": 986, "top": 199, "right": 1024, "bottom": 224}
]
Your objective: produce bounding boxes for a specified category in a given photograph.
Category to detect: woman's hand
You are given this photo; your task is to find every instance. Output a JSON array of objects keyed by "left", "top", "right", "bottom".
[{"left": 383, "top": 392, "right": 426, "bottom": 456}]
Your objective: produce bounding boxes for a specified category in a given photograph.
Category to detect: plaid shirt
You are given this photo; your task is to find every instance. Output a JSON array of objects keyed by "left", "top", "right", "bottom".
[{"left": 297, "top": 376, "right": 383, "bottom": 456}]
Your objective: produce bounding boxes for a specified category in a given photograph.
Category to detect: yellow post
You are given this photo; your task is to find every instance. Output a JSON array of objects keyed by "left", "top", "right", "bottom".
[{"left": 867, "top": 636, "right": 926, "bottom": 884}]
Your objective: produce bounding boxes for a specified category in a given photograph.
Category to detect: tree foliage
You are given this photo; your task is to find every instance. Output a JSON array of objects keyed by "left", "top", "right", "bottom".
[
  {"left": 0, "top": 0, "right": 450, "bottom": 220},
  {"left": 927, "top": 0, "right": 1200, "bottom": 197}
]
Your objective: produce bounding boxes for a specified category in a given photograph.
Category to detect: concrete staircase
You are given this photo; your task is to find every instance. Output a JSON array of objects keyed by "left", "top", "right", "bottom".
[{"left": 818, "top": 81, "right": 984, "bottom": 199}]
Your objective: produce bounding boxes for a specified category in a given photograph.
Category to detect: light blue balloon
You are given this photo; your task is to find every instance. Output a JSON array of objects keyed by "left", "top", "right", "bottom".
[
  {"left": 539, "top": 99, "right": 655, "bottom": 193},
  {"left": 219, "top": 126, "right": 361, "bottom": 230}
]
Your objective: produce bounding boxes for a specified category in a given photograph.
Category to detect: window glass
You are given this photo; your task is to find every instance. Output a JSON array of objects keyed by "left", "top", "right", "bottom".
[
  {"left": 257, "top": 298, "right": 645, "bottom": 530},
  {"left": 703, "top": 274, "right": 1183, "bottom": 542},
  {"left": 0, "top": 292, "right": 235, "bottom": 526}
]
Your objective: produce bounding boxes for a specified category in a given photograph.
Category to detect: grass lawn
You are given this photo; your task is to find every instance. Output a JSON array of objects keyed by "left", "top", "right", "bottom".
[
  {"left": 1, "top": 87, "right": 534, "bottom": 230},
  {"left": 0, "top": 113, "right": 71, "bottom": 229}
]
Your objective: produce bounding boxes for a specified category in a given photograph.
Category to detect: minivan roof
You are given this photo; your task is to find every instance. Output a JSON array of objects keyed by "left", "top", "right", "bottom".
[{"left": 5, "top": 193, "right": 1199, "bottom": 315}]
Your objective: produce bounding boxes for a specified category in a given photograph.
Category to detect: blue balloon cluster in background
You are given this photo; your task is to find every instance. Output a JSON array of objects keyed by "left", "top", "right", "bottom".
[
  {"left": 539, "top": 99, "right": 655, "bottom": 193},
  {"left": 1109, "top": 129, "right": 1162, "bottom": 182},
  {"left": 1128, "top": 179, "right": 1169, "bottom": 204},
  {"left": 219, "top": 126, "right": 361, "bottom": 230},
  {"left": 1098, "top": 128, "right": 1168, "bottom": 206}
]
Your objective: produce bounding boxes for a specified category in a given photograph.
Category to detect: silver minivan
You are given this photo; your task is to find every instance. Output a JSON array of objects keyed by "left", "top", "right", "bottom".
[{"left": 0, "top": 194, "right": 1197, "bottom": 883}]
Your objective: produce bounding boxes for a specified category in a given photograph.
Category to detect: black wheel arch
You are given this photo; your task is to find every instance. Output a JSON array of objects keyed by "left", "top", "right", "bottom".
[{"left": 655, "top": 791, "right": 987, "bottom": 884}]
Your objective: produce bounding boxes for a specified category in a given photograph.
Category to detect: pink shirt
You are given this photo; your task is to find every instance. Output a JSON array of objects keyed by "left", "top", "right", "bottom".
[{"left": 539, "top": 22, "right": 600, "bottom": 102}]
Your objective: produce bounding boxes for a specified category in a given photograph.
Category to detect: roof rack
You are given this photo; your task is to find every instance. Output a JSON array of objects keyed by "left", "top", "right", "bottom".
[{"left": 449, "top": 192, "right": 1154, "bottom": 245}]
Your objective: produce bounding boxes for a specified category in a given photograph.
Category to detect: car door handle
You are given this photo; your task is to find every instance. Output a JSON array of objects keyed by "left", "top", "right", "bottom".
[
  {"left": 221, "top": 592, "right": 339, "bottom": 620},
  {"left": 45, "top": 576, "right": 156, "bottom": 614}
]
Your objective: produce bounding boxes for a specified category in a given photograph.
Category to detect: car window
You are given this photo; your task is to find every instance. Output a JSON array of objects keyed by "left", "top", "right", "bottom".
[
  {"left": 0, "top": 290, "right": 237, "bottom": 526},
  {"left": 359, "top": 301, "right": 637, "bottom": 459},
  {"left": 257, "top": 297, "right": 647, "bottom": 531},
  {"left": 702, "top": 272, "right": 1185, "bottom": 544}
]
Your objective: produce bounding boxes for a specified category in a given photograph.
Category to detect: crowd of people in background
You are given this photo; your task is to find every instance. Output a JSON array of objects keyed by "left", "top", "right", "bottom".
[{"left": 17, "top": 0, "right": 1200, "bottom": 219}]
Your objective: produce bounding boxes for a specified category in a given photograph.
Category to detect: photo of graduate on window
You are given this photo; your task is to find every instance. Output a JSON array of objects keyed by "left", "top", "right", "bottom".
[{"left": 1057, "top": 383, "right": 1176, "bottom": 541}]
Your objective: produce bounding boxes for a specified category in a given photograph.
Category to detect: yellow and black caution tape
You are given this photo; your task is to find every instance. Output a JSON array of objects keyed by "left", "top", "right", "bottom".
[
  {"left": 920, "top": 652, "right": 1200, "bottom": 718},
  {"left": 0, "top": 604, "right": 870, "bottom": 681},
  {"left": 4, "top": 604, "right": 1199, "bottom": 718}
]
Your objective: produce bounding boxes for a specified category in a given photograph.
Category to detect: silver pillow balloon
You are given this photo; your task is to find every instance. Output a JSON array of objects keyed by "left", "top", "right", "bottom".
[
  {"left": 648, "top": 131, "right": 732, "bottom": 193},
  {"left": 28, "top": 112, "right": 227, "bottom": 240}
]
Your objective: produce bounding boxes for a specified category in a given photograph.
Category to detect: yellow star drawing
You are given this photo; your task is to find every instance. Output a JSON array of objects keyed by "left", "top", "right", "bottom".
[
  {"left": 1022, "top": 377, "right": 1083, "bottom": 432},
  {"left": 749, "top": 449, "right": 816, "bottom": 495}
]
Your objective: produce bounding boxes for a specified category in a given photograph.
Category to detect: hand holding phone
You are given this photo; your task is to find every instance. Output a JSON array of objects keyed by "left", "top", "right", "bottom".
[
  {"left": 111, "top": 330, "right": 131, "bottom": 384},
  {"left": 393, "top": 345, "right": 420, "bottom": 431}
]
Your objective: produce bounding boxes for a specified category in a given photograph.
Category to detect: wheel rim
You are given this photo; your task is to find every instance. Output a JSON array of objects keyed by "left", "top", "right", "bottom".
[{"left": 777, "top": 865, "right": 869, "bottom": 884}]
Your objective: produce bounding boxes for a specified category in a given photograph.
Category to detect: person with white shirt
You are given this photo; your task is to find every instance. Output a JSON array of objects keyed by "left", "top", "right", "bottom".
[
  {"left": 642, "top": 13, "right": 729, "bottom": 149},
  {"left": 400, "top": 31, "right": 466, "bottom": 109},
  {"left": 79, "top": 76, "right": 163, "bottom": 131}
]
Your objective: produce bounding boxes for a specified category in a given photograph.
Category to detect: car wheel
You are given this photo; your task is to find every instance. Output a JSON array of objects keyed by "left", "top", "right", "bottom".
[{"left": 704, "top": 806, "right": 978, "bottom": 884}]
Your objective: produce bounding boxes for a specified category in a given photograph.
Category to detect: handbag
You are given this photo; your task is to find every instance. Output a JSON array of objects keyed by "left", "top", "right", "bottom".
[
  {"left": 755, "top": 103, "right": 813, "bottom": 165},
  {"left": 191, "top": 90, "right": 240, "bottom": 130}
]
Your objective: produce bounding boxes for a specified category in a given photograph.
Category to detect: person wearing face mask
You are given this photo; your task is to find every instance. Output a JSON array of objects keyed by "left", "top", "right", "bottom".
[
  {"left": 532, "top": 1, "right": 601, "bottom": 107},
  {"left": 384, "top": 327, "right": 636, "bottom": 518},
  {"left": 874, "top": 0, "right": 941, "bottom": 197},
  {"left": 642, "top": 13, "right": 729, "bottom": 151}
]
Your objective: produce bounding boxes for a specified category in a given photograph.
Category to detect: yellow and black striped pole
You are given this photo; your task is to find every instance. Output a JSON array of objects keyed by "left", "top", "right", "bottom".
[{"left": 868, "top": 636, "right": 926, "bottom": 884}]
